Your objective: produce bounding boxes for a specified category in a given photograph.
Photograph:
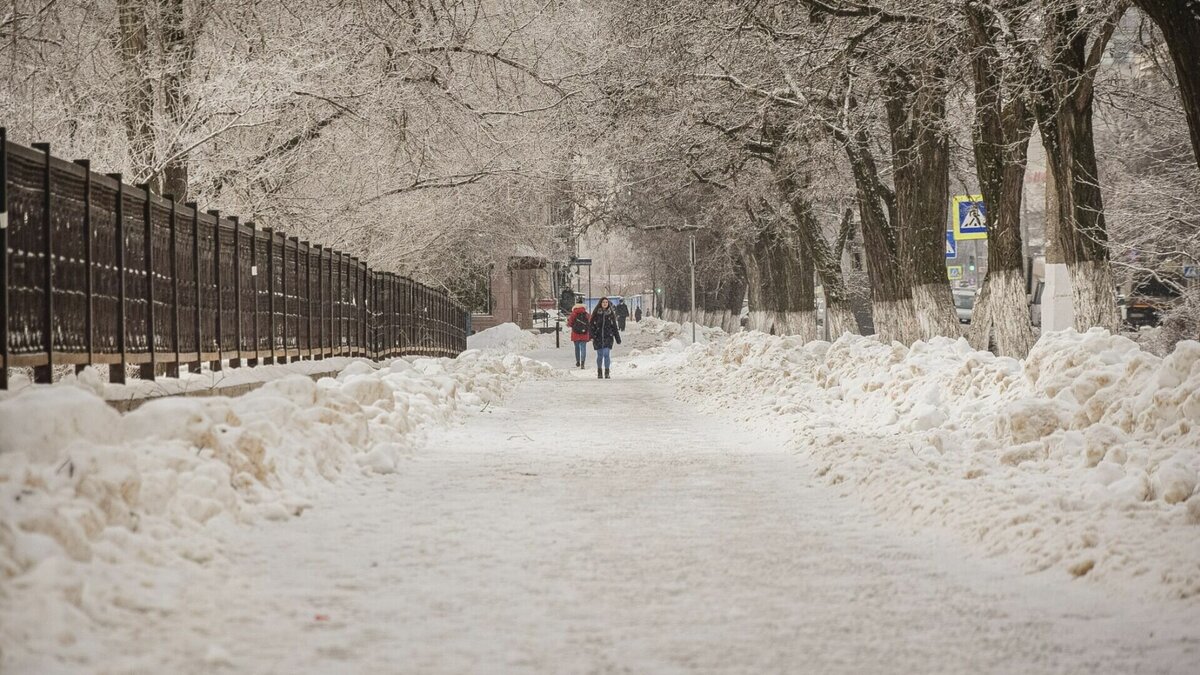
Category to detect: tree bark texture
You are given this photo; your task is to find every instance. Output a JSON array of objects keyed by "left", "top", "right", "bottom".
[
  {"left": 117, "top": 0, "right": 155, "bottom": 182},
  {"left": 841, "top": 128, "right": 917, "bottom": 344},
  {"left": 743, "top": 220, "right": 817, "bottom": 341},
  {"left": 764, "top": 117, "right": 858, "bottom": 339},
  {"left": 1134, "top": 0, "right": 1200, "bottom": 171},
  {"left": 1034, "top": 3, "right": 1124, "bottom": 332},
  {"left": 883, "top": 62, "right": 962, "bottom": 340},
  {"left": 965, "top": 5, "right": 1037, "bottom": 356}
]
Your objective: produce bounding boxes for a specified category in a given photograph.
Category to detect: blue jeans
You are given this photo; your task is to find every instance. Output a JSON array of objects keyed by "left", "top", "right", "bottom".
[
  {"left": 596, "top": 347, "right": 611, "bottom": 369},
  {"left": 574, "top": 341, "right": 587, "bottom": 363}
]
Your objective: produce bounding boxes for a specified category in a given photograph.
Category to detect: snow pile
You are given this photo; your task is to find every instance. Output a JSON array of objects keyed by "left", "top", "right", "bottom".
[
  {"left": 0, "top": 357, "right": 365, "bottom": 404},
  {"left": 0, "top": 351, "right": 554, "bottom": 665},
  {"left": 467, "top": 323, "right": 539, "bottom": 353},
  {"left": 656, "top": 328, "right": 1200, "bottom": 598}
]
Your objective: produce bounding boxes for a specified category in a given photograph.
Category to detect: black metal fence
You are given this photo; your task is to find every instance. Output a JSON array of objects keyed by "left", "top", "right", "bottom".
[{"left": 0, "top": 130, "right": 468, "bottom": 389}]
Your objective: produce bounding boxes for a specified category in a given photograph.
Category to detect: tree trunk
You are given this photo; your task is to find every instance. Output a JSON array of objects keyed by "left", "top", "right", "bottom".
[
  {"left": 965, "top": 6, "right": 1037, "bottom": 356},
  {"left": 117, "top": 0, "right": 155, "bottom": 181},
  {"left": 842, "top": 129, "right": 917, "bottom": 344},
  {"left": 160, "top": 0, "right": 200, "bottom": 200},
  {"left": 1034, "top": 3, "right": 1124, "bottom": 332},
  {"left": 1135, "top": 0, "right": 1200, "bottom": 170},
  {"left": 744, "top": 221, "right": 817, "bottom": 340},
  {"left": 883, "top": 63, "right": 961, "bottom": 340},
  {"left": 765, "top": 127, "right": 857, "bottom": 339}
]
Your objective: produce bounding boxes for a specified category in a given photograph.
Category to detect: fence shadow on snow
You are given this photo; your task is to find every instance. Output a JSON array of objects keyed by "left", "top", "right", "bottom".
[{"left": 0, "top": 129, "right": 468, "bottom": 389}]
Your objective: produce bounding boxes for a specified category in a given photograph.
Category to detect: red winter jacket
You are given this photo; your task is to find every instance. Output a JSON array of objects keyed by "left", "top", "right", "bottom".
[{"left": 567, "top": 306, "right": 590, "bottom": 342}]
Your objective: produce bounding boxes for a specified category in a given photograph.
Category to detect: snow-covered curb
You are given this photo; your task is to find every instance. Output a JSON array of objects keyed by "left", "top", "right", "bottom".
[
  {"left": 643, "top": 325, "right": 1200, "bottom": 599},
  {"left": 1, "top": 357, "right": 374, "bottom": 406},
  {"left": 0, "top": 350, "right": 556, "bottom": 667}
]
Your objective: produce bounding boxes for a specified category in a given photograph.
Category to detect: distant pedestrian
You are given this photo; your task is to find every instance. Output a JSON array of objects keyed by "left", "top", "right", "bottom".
[
  {"left": 566, "top": 301, "right": 590, "bottom": 370},
  {"left": 634, "top": 306, "right": 642, "bottom": 322},
  {"left": 590, "top": 296, "right": 622, "bottom": 379},
  {"left": 615, "top": 298, "right": 629, "bottom": 330}
]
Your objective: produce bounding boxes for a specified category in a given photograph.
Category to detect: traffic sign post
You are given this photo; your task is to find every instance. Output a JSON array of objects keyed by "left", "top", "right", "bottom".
[{"left": 952, "top": 195, "right": 988, "bottom": 240}]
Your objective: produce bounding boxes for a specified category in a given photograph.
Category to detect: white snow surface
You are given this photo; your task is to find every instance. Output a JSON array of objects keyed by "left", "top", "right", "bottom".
[
  {"left": 641, "top": 325, "right": 1200, "bottom": 599},
  {"left": 0, "top": 351, "right": 555, "bottom": 671},
  {"left": 466, "top": 322, "right": 540, "bottom": 353},
  {"left": 0, "top": 357, "right": 371, "bottom": 404},
  {"left": 3, "top": 319, "right": 1199, "bottom": 672}
]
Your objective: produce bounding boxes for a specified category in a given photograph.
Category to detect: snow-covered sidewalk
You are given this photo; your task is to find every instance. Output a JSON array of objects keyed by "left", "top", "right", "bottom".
[
  {"left": 4, "top": 322, "right": 1199, "bottom": 673},
  {"left": 20, "top": 352, "right": 1192, "bottom": 672}
]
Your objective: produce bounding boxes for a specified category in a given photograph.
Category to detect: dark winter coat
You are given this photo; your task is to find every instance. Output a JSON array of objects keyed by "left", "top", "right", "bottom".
[
  {"left": 615, "top": 303, "right": 630, "bottom": 319},
  {"left": 590, "top": 308, "right": 622, "bottom": 349},
  {"left": 566, "top": 306, "right": 590, "bottom": 342}
]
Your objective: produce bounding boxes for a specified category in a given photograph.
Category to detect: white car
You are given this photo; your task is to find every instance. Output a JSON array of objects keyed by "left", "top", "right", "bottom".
[{"left": 952, "top": 290, "right": 976, "bottom": 324}]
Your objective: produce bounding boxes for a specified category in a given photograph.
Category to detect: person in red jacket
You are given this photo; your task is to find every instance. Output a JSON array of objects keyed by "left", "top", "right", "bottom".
[{"left": 566, "top": 301, "right": 590, "bottom": 369}]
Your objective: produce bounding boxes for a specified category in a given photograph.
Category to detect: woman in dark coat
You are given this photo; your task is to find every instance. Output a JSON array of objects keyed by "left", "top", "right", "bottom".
[{"left": 589, "top": 296, "right": 622, "bottom": 379}]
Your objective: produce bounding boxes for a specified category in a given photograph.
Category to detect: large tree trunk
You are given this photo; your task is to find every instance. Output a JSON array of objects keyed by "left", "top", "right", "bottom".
[
  {"left": 764, "top": 120, "right": 858, "bottom": 339},
  {"left": 884, "top": 63, "right": 961, "bottom": 340},
  {"left": 965, "top": 6, "right": 1037, "bottom": 357},
  {"left": 743, "top": 219, "right": 816, "bottom": 340},
  {"left": 1135, "top": 0, "right": 1200, "bottom": 170},
  {"left": 842, "top": 129, "right": 918, "bottom": 344},
  {"left": 159, "top": 0, "right": 203, "bottom": 200},
  {"left": 117, "top": 0, "right": 155, "bottom": 181},
  {"left": 1034, "top": 3, "right": 1124, "bottom": 332}
]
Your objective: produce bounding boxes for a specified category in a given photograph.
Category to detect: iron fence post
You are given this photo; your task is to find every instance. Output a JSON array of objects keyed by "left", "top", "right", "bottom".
[
  {"left": 303, "top": 241, "right": 312, "bottom": 359},
  {"left": 248, "top": 222, "right": 259, "bottom": 366},
  {"left": 166, "top": 195, "right": 180, "bottom": 377},
  {"left": 187, "top": 202, "right": 201, "bottom": 374},
  {"left": 73, "top": 159, "right": 94, "bottom": 374},
  {"left": 32, "top": 143, "right": 53, "bottom": 383},
  {"left": 138, "top": 184, "right": 156, "bottom": 380},
  {"left": 230, "top": 216, "right": 242, "bottom": 367},
  {"left": 108, "top": 174, "right": 127, "bottom": 384},
  {"left": 207, "top": 210, "right": 222, "bottom": 371},
  {"left": 0, "top": 128, "right": 7, "bottom": 390},
  {"left": 264, "top": 227, "right": 275, "bottom": 365}
]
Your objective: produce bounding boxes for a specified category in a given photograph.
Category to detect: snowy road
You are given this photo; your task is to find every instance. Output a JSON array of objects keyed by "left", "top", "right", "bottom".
[{"left": 194, "top": 349, "right": 1197, "bottom": 674}]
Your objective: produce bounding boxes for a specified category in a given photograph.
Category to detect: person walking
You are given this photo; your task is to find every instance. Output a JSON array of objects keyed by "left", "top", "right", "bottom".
[
  {"left": 590, "top": 296, "right": 622, "bottom": 379},
  {"left": 566, "top": 300, "right": 590, "bottom": 369},
  {"left": 615, "top": 299, "right": 630, "bottom": 331},
  {"left": 634, "top": 305, "right": 642, "bottom": 322}
]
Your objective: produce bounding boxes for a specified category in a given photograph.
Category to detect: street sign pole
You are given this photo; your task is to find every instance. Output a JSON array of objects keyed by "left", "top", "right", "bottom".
[{"left": 689, "top": 235, "right": 697, "bottom": 344}]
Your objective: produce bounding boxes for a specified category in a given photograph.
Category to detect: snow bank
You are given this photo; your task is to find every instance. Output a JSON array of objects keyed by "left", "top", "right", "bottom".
[
  {"left": 653, "top": 328, "right": 1200, "bottom": 599},
  {"left": 0, "top": 356, "right": 367, "bottom": 405},
  {"left": 0, "top": 351, "right": 554, "bottom": 667},
  {"left": 467, "top": 323, "right": 539, "bottom": 353}
]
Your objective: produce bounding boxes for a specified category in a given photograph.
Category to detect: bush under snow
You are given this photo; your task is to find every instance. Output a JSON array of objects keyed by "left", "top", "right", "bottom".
[
  {"left": 0, "top": 351, "right": 554, "bottom": 667},
  {"left": 656, "top": 327, "right": 1200, "bottom": 599}
]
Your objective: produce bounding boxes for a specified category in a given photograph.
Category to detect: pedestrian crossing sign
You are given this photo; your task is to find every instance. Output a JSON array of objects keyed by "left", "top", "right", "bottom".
[
  {"left": 952, "top": 195, "right": 988, "bottom": 241},
  {"left": 947, "top": 265, "right": 964, "bottom": 280},
  {"left": 945, "top": 231, "right": 957, "bottom": 259}
]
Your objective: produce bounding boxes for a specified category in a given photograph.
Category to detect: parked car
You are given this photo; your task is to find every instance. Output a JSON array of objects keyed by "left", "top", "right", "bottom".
[
  {"left": 952, "top": 290, "right": 976, "bottom": 324},
  {"left": 1124, "top": 275, "right": 1182, "bottom": 328}
]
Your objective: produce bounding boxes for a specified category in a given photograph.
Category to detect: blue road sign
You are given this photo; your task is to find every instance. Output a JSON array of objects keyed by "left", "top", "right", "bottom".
[
  {"left": 1185, "top": 266, "right": 1198, "bottom": 279},
  {"left": 945, "top": 231, "right": 957, "bottom": 259},
  {"left": 952, "top": 195, "right": 988, "bottom": 240}
]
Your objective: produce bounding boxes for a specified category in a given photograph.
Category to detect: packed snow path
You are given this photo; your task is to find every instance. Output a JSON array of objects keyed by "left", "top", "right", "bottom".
[{"left": 201, "top": 355, "right": 1196, "bottom": 673}]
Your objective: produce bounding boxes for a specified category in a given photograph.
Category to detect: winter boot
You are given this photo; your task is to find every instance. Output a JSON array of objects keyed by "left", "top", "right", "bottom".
[
  {"left": 604, "top": 368, "right": 611, "bottom": 379},
  {"left": 597, "top": 366, "right": 603, "bottom": 379},
  {"left": 574, "top": 357, "right": 580, "bottom": 367}
]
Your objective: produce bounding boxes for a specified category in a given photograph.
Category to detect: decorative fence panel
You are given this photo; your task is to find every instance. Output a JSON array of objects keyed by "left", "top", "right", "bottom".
[{"left": 0, "top": 131, "right": 468, "bottom": 389}]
